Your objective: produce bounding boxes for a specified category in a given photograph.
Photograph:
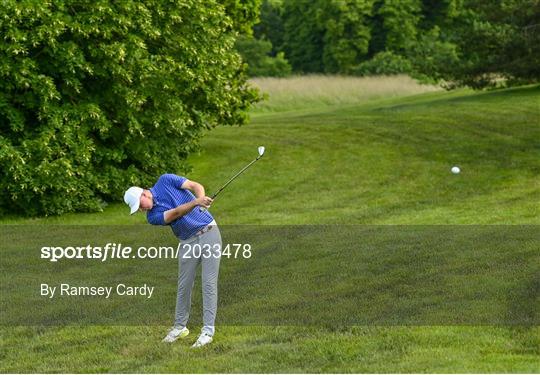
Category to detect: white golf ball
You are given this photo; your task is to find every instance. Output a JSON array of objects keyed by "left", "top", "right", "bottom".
[{"left": 451, "top": 166, "right": 461, "bottom": 174}]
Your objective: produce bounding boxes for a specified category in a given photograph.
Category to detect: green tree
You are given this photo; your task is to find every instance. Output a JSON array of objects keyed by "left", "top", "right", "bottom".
[
  {"left": 419, "top": 0, "right": 462, "bottom": 30},
  {"left": 316, "top": 0, "right": 374, "bottom": 73},
  {"left": 235, "top": 35, "right": 291, "bottom": 77},
  {"left": 377, "top": 0, "right": 421, "bottom": 52},
  {"left": 0, "top": 0, "right": 259, "bottom": 216},
  {"left": 222, "top": 0, "right": 263, "bottom": 35},
  {"left": 441, "top": 0, "right": 540, "bottom": 87},
  {"left": 282, "top": 0, "right": 374, "bottom": 74},
  {"left": 281, "top": 0, "right": 325, "bottom": 73},
  {"left": 254, "top": 0, "right": 285, "bottom": 56}
]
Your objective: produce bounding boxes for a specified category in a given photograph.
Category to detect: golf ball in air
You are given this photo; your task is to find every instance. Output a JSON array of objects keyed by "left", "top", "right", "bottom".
[{"left": 451, "top": 166, "right": 460, "bottom": 174}]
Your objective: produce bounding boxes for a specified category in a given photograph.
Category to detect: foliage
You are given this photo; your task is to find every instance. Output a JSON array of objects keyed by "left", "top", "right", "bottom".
[
  {"left": 0, "top": 0, "right": 260, "bottom": 216},
  {"left": 354, "top": 51, "right": 414, "bottom": 76},
  {"left": 253, "top": 0, "right": 285, "bottom": 55},
  {"left": 440, "top": 0, "right": 540, "bottom": 88},
  {"left": 377, "top": 0, "right": 422, "bottom": 52},
  {"left": 221, "top": 0, "right": 263, "bottom": 35},
  {"left": 281, "top": 0, "right": 372, "bottom": 74},
  {"left": 405, "top": 26, "right": 460, "bottom": 84},
  {"left": 316, "top": 0, "right": 373, "bottom": 74},
  {"left": 235, "top": 36, "right": 291, "bottom": 77},
  {"left": 281, "top": 0, "right": 325, "bottom": 73},
  {"left": 256, "top": 0, "right": 540, "bottom": 87}
]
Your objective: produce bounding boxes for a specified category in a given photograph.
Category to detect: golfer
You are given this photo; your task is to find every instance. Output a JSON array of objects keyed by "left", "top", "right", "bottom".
[{"left": 123, "top": 173, "right": 222, "bottom": 348}]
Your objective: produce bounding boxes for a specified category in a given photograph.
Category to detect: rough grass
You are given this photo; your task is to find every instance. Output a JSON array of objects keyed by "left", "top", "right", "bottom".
[
  {"left": 1, "top": 326, "right": 538, "bottom": 373},
  {"left": 1, "top": 77, "right": 539, "bottom": 373},
  {"left": 250, "top": 74, "right": 441, "bottom": 113}
]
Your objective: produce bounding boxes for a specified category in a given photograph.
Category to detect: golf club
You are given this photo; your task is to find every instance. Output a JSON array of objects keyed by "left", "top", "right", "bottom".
[{"left": 200, "top": 146, "right": 265, "bottom": 211}]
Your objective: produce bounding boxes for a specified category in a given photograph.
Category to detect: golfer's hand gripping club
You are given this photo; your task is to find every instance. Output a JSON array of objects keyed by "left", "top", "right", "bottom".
[{"left": 196, "top": 196, "right": 213, "bottom": 211}]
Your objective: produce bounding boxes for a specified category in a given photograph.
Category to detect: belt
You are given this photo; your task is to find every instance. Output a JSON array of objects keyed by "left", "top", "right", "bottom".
[
  {"left": 195, "top": 225, "right": 213, "bottom": 236},
  {"left": 194, "top": 220, "right": 217, "bottom": 237}
]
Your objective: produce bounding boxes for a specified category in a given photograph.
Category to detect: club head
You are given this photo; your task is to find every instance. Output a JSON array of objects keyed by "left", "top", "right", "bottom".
[{"left": 258, "top": 146, "right": 265, "bottom": 157}]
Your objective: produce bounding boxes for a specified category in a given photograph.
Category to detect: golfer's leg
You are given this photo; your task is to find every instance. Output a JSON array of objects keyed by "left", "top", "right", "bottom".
[
  {"left": 174, "top": 238, "right": 200, "bottom": 327},
  {"left": 201, "top": 227, "right": 222, "bottom": 336}
]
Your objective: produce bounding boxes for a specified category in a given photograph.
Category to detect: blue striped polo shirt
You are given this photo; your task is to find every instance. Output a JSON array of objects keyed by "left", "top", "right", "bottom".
[{"left": 147, "top": 174, "right": 214, "bottom": 240}]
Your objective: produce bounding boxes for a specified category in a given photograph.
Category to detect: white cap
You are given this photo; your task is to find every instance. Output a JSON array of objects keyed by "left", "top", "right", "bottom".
[{"left": 123, "top": 186, "right": 143, "bottom": 215}]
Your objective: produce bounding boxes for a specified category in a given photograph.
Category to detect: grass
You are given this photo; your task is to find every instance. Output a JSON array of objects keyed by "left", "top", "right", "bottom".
[
  {"left": 2, "top": 225, "right": 537, "bottom": 327},
  {"left": 250, "top": 74, "right": 441, "bottom": 113},
  {"left": 0, "top": 77, "right": 539, "bottom": 373},
  {"left": 1, "top": 326, "right": 538, "bottom": 373}
]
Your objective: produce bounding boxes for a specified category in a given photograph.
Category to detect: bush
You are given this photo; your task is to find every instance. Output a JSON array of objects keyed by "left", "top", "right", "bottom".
[
  {"left": 235, "top": 36, "right": 292, "bottom": 77},
  {"left": 354, "top": 35, "right": 457, "bottom": 85},
  {"left": 354, "top": 51, "right": 414, "bottom": 76},
  {"left": 0, "top": 1, "right": 259, "bottom": 216}
]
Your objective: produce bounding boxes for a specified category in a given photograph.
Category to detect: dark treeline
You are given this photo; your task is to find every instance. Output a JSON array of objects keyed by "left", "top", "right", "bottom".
[{"left": 237, "top": 0, "right": 540, "bottom": 88}]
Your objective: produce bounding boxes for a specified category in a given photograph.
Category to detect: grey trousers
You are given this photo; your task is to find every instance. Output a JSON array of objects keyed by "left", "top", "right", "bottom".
[{"left": 175, "top": 223, "right": 222, "bottom": 336}]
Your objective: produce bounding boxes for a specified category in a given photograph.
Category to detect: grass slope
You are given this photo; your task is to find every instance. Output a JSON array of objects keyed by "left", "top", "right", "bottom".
[{"left": 1, "top": 81, "right": 539, "bottom": 372}]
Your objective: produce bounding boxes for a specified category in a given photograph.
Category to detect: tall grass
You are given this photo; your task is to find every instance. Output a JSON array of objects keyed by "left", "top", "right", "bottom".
[{"left": 250, "top": 74, "right": 441, "bottom": 112}]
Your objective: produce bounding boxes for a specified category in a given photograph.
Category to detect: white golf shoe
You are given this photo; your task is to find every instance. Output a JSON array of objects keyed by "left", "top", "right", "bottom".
[
  {"left": 192, "top": 332, "right": 213, "bottom": 348},
  {"left": 162, "top": 326, "right": 189, "bottom": 343}
]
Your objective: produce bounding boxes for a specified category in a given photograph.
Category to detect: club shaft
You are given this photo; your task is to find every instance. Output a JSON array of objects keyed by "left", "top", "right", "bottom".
[{"left": 211, "top": 156, "right": 261, "bottom": 199}]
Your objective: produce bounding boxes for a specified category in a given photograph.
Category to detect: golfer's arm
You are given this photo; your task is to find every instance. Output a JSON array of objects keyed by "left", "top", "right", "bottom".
[
  {"left": 163, "top": 201, "right": 197, "bottom": 224},
  {"left": 162, "top": 179, "right": 205, "bottom": 223},
  {"left": 181, "top": 179, "right": 205, "bottom": 198}
]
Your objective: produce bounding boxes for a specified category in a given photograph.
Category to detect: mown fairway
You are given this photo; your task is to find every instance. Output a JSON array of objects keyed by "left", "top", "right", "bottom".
[{"left": 1, "top": 77, "right": 539, "bottom": 372}]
